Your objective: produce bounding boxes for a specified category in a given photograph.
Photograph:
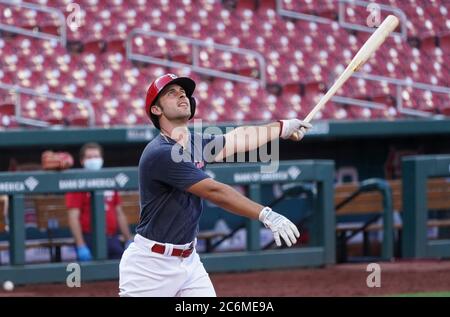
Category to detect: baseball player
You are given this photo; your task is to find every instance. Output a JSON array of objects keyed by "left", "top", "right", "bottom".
[{"left": 119, "top": 73, "right": 312, "bottom": 297}]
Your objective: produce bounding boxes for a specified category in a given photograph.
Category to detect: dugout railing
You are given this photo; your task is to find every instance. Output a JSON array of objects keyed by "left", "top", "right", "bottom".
[
  {"left": 0, "top": 160, "right": 335, "bottom": 285},
  {"left": 402, "top": 155, "right": 450, "bottom": 259}
]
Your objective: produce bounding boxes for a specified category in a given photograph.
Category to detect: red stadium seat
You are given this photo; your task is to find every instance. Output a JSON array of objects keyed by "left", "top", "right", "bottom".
[{"left": 1, "top": 0, "right": 449, "bottom": 128}]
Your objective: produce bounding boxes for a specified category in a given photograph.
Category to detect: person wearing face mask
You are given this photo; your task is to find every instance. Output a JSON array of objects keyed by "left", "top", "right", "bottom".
[{"left": 65, "top": 143, "right": 133, "bottom": 261}]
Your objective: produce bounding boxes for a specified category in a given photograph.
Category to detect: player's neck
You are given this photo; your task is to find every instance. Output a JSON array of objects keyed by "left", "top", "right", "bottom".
[{"left": 160, "top": 122, "right": 189, "bottom": 148}]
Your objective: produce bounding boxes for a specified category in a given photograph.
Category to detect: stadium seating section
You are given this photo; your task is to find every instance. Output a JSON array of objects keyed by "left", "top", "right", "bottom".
[{"left": 0, "top": 0, "right": 449, "bottom": 128}]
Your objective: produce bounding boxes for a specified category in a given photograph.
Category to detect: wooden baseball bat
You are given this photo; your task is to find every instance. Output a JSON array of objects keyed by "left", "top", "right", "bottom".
[{"left": 292, "top": 15, "right": 399, "bottom": 139}]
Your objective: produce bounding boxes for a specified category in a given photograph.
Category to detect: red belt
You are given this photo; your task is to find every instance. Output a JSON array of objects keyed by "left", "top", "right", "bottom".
[{"left": 151, "top": 243, "right": 194, "bottom": 258}]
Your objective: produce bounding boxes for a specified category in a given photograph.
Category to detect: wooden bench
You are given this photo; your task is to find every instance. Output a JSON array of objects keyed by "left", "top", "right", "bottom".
[
  {"left": 336, "top": 178, "right": 450, "bottom": 225},
  {"left": 32, "top": 195, "right": 75, "bottom": 261},
  {"left": 33, "top": 192, "right": 142, "bottom": 249},
  {"left": 0, "top": 195, "right": 74, "bottom": 261},
  {"left": 119, "top": 192, "right": 141, "bottom": 226},
  {"left": 335, "top": 178, "right": 450, "bottom": 261},
  {"left": 17, "top": 193, "right": 140, "bottom": 261},
  {"left": 33, "top": 195, "right": 71, "bottom": 231}
]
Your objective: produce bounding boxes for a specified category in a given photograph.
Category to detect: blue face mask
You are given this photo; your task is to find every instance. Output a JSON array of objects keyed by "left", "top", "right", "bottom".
[{"left": 83, "top": 158, "right": 103, "bottom": 170}]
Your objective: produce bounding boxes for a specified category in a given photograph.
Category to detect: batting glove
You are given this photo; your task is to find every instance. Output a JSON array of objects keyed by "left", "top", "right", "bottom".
[
  {"left": 259, "top": 207, "right": 300, "bottom": 247},
  {"left": 279, "top": 119, "right": 312, "bottom": 140},
  {"left": 77, "top": 245, "right": 93, "bottom": 261}
]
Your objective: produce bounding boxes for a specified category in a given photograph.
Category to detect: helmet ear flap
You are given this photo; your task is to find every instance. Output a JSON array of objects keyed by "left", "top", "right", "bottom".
[{"left": 189, "top": 96, "right": 196, "bottom": 119}]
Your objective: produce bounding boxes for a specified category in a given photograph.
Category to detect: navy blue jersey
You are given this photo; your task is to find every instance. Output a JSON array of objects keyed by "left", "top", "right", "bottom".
[{"left": 136, "top": 132, "right": 225, "bottom": 244}]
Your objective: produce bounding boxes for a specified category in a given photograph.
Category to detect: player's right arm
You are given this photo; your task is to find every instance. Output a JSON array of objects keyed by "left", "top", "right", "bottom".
[
  {"left": 65, "top": 193, "right": 92, "bottom": 261},
  {"left": 67, "top": 207, "right": 93, "bottom": 261},
  {"left": 187, "top": 178, "right": 300, "bottom": 247},
  {"left": 67, "top": 208, "right": 86, "bottom": 247}
]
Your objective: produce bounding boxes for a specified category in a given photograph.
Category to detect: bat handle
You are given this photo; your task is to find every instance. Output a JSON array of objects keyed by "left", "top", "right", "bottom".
[{"left": 290, "top": 125, "right": 309, "bottom": 141}]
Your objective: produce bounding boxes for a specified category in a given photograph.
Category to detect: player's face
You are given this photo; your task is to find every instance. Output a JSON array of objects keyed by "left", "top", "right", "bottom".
[
  {"left": 81, "top": 148, "right": 102, "bottom": 164},
  {"left": 157, "top": 84, "right": 191, "bottom": 121}
]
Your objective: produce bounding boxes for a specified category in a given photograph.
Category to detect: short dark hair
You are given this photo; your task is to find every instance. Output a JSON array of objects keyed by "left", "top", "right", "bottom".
[
  {"left": 80, "top": 142, "right": 103, "bottom": 160},
  {"left": 150, "top": 100, "right": 163, "bottom": 129}
]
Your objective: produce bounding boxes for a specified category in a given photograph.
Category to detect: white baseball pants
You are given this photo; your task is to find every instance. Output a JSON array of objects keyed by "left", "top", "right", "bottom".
[{"left": 119, "top": 234, "right": 216, "bottom": 297}]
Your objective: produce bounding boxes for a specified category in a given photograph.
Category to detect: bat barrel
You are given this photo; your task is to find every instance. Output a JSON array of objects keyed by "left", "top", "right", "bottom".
[{"left": 302, "top": 15, "right": 399, "bottom": 124}]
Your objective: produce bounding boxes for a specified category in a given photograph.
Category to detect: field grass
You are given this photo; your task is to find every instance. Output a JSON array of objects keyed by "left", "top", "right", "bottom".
[{"left": 391, "top": 291, "right": 450, "bottom": 297}]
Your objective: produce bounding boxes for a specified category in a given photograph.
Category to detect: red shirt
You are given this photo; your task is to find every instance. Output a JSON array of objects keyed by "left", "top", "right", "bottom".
[{"left": 65, "top": 191, "right": 121, "bottom": 236}]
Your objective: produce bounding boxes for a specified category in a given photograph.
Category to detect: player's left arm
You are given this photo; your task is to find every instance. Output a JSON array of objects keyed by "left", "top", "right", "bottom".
[
  {"left": 187, "top": 178, "right": 300, "bottom": 247},
  {"left": 214, "top": 120, "right": 312, "bottom": 162}
]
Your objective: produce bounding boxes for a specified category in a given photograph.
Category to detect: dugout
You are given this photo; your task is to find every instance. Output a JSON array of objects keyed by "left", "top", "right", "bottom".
[
  {"left": 0, "top": 160, "right": 334, "bottom": 285},
  {"left": 0, "top": 120, "right": 449, "bottom": 268}
]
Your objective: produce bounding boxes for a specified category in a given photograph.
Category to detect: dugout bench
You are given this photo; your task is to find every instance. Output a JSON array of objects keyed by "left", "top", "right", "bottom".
[
  {"left": 0, "top": 196, "right": 75, "bottom": 263},
  {"left": 335, "top": 155, "right": 450, "bottom": 262}
]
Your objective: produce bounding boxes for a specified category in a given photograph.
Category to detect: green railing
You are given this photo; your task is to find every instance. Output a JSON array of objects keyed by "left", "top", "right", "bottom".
[
  {"left": 402, "top": 155, "right": 450, "bottom": 259},
  {"left": 0, "top": 160, "right": 335, "bottom": 284}
]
